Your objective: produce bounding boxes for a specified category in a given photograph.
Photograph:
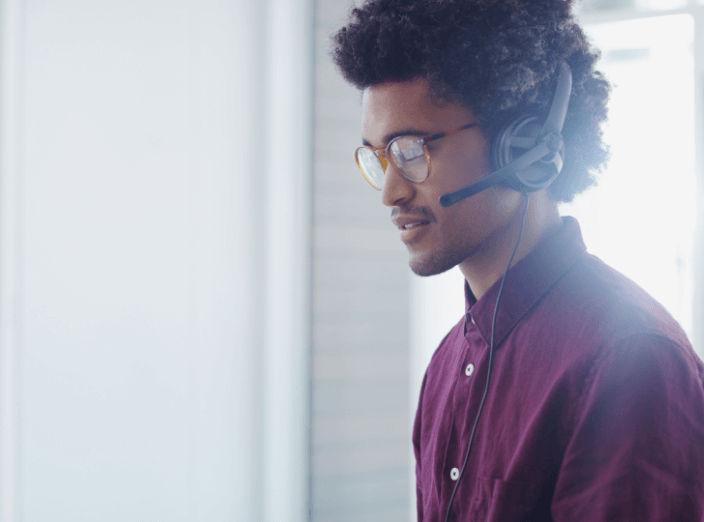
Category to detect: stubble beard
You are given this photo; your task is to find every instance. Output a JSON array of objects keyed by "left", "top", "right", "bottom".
[
  {"left": 393, "top": 205, "right": 472, "bottom": 277},
  {"left": 407, "top": 242, "right": 471, "bottom": 277}
]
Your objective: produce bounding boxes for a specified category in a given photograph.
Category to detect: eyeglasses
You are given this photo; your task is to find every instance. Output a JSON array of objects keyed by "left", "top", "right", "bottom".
[{"left": 354, "top": 122, "right": 478, "bottom": 190}]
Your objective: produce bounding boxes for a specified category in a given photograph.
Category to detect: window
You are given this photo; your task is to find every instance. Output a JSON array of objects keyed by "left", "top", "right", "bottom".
[{"left": 561, "top": 13, "right": 696, "bottom": 340}]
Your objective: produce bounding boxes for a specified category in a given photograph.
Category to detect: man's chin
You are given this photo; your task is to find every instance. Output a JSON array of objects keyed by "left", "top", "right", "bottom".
[{"left": 408, "top": 253, "right": 459, "bottom": 277}]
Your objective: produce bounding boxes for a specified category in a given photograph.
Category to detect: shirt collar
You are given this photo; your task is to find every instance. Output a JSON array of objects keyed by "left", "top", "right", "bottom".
[{"left": 464, "top": 216, "right": 587, "bottom": 347}]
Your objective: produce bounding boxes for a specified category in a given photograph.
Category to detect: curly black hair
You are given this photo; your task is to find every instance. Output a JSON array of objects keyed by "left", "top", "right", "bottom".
[{"left": 332, "top": 0, "right": 610, "bottom": 202}]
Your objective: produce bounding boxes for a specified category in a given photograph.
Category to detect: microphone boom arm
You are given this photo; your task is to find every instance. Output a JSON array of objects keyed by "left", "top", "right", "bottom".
[{"left": 438, "top": 141, "right": 550, "bottom": 207}]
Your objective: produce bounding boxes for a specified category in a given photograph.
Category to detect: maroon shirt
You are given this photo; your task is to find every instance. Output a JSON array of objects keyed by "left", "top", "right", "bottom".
[{"left": 413, "top": 217, "right": 704, "bottom": 521}]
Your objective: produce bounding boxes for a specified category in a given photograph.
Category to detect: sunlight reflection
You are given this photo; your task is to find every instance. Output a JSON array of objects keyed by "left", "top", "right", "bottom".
[{"left": 560, "top": 14, "right": 696, "bottom": 339}]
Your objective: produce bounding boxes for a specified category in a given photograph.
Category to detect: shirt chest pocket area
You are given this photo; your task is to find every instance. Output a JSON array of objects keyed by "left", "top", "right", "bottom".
[{"left": 470, "top": 477, "right": 545, "bottom": 521}]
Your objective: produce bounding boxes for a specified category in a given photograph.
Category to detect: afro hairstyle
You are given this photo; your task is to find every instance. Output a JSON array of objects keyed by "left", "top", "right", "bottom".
[{"left": 332, "top": 0, "right": 610, "bottom": 202}]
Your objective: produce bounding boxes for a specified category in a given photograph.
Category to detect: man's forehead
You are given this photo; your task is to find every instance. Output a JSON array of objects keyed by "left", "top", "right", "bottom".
[
  {"left": 361, "top": 78, "right": 473, "bottom": 146},
  {"left": 362, "top": 77, "right": 435, "bottom": 113}
]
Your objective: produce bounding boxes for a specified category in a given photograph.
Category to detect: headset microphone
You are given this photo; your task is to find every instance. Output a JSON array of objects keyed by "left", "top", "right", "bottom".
[{"left": 438, "top": 62, "right": 572, "bottom": 207}]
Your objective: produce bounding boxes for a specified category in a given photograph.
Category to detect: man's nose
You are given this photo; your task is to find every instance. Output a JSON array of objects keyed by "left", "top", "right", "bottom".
[{"left": 381, "top": 164, "right": 415, "bottom": 207}]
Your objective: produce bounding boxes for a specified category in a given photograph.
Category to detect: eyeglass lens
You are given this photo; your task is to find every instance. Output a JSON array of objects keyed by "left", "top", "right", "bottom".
[
  {"left": 389, "top": 137, "right": 427, "bottom": 181},
  {"left": 356, "top": 136, "right": 429, "bottom": 190},
  {"left": 356, "top": 147, "right": 385, "bottom": 189}
]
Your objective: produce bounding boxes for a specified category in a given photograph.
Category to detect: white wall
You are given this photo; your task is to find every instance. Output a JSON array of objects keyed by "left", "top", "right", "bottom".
[
  {"left": 309, "top": 1, "right": 413, "bottom": 520},
  {"left": 0, "top": 0, "right": 311, "bottom": 520}
]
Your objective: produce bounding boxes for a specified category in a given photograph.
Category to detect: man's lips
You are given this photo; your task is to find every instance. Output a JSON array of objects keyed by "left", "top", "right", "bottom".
[
  {"left": 392, "top": 217, "right": 431, "bottom": 230},
  {"left": 398, "top": 220, "right": 429, "bottom": 230},
  {"left": 391, "top": 214, "right": 432, "bottom": 230}
]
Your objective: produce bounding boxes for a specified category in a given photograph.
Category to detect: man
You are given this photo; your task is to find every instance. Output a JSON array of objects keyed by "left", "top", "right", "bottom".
[{"left": 332, "top": 0, "right": 704, "bottom": 520}]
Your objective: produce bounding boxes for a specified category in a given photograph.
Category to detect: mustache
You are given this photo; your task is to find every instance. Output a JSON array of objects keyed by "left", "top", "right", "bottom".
[{"left": 391, "top": 205, "right": 435, "bottom": 222}]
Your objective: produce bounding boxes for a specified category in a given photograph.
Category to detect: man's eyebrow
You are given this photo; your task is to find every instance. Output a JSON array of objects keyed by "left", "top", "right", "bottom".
[{"left": 362, "top": 128, "right": 430, "bottom": 148}]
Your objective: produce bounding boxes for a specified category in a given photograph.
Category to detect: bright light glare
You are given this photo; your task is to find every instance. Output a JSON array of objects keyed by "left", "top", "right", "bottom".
[
  {"left": 412, "top": 14, "right": 697, "bottom": 373},
  {"left": 560, "top": 14, "right": 696, "bottom": 339}
]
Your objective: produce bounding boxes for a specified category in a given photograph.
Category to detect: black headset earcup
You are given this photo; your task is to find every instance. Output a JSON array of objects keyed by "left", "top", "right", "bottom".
[
  {"left": 439, "top": 63, "right": 571, "bottom": 207},
  {"left": 491, "top": 115, "right": 563, "bottom": 192}
]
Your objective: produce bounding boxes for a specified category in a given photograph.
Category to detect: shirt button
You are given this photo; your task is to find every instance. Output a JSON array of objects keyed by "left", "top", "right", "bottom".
[
  {"left": 465, "top": 363, "right": 475, "bottom": 377},
  {"left": 450, "top": 467, "right": 460, "bottom": 481}
]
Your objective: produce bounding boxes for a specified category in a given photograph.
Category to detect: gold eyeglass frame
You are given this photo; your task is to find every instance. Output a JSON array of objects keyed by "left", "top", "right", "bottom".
[{"left": 354, "top": 122, "right": 479, "bottom": 190}]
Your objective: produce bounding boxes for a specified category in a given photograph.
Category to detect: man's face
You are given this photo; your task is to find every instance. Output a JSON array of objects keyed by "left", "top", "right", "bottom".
[{"left": 361, "top": 77, "right": 521, "bottom": 276}]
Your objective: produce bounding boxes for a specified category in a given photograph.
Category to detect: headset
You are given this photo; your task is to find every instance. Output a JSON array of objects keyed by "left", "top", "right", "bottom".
[
  {"left": 438, "top": 62, "right": 572, "bottom": 207},
  {"left": 440, "top": 63, "right": 572, "bottom": 522}
]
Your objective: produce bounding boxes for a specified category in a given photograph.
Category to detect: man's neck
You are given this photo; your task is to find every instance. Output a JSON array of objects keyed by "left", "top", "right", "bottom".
[{"left": 459, "top": 191, "right": 561, "bottom": 301}]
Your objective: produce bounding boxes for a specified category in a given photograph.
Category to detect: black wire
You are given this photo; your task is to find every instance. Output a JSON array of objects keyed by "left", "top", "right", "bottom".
[{"left": 443, "top": 194, "right": 530, "bottom": 522}]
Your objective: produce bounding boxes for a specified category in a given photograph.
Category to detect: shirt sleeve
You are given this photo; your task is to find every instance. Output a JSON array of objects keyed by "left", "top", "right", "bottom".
[{"left": 551, "top": 334, "right": 704, "bottom": 521}]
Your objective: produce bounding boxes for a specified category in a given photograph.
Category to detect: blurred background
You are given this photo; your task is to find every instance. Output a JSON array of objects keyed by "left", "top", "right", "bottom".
[{"left": 0, "top": 0, "right": 701, "bottom": 521}]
